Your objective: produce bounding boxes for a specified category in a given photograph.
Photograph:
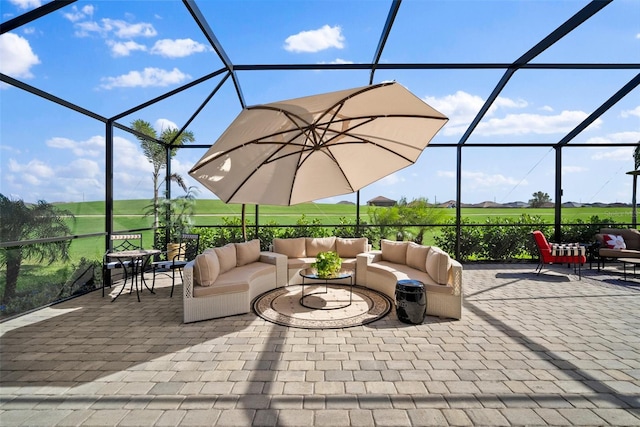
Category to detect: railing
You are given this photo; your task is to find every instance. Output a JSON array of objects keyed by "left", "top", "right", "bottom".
[{"left": 1, "top": 221, "right": 633, "bottom": 320}]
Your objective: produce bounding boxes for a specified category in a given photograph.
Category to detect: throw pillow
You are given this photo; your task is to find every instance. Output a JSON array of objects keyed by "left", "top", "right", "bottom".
[
  {"left": 235, "top": 239, "right": 261, "bottom": 266},
  {"left": 306, "top": 237, "right": 336, "bottom": 257},
  {"left": 602, "top": 234, "right": 626, "bottom": 250},
  {"left": 425, "top": 247, "right": 451, "bottom": 285},
  {"left": 406, "top": 242, "right": 429, "bottom": 272},
  {"left": 273, "top": 237, "right": 306, "bottom": 258},
  {"left": 336, "top": 237, "right": 368, "bottom": 258},
  {"left": 381, "top": 239, "right": 408, "bottom": 264},
  {"left": 214, "top": 243, "right": 237, "bottom": 274},
  {"left": 193, "top": 249, "right": 220, "bottom": 287}
]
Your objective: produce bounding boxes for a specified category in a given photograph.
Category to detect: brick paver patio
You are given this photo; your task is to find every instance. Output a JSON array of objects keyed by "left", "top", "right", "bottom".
[{"left": 1, "top": 263, "right": 639, "bottom": 426}]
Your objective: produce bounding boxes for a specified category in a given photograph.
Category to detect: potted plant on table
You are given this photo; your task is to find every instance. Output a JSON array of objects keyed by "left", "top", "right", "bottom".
[{"left": 312, "top": 251, "right": 343, "bottom": 278}]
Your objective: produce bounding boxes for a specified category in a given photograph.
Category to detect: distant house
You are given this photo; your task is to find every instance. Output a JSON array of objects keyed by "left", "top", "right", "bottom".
[{"left": 367, "top": 196, "right": 397, "bottom": 207}]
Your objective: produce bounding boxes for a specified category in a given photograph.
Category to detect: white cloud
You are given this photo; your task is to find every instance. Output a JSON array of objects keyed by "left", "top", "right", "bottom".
[
  {"left": 379, "top": 173, "right": 403, "bottom": 185},
  {"left": 62, "top": 158, "right": 101, "bottom": 179},
  {"left": 155, "top": 119, "right": 178, "bottom": 132},
  {"left": 591, "top": 147, "right": 634, "bottom": 162},
  {"left": 74, "top": 18, "right": 156, "bottom": 39},
  {"left": 73, "top": 21, "right": 103, "bottom": 37},
  {"left": 102, "top": 18, "right": 157, "bottom": 38},
  {"left": 424, "top": 91, "right": 602, "bottom": 137},
  {"left": 462, "top": 170, "right": 523, "bottom": 188},
  {"left": 107, "top": 40, "right": 147, "bottom": 57},
  {"left": 8, "top": 0, "right": 41, "bottom": 9},
  {"left": 99, "top": 67, "right": 191, "bottom": 89},
  {"left": 284, "top": 25, "right": 345, "bottom": 53},
  {"left": 63, "top": 4, "right": 94, "bottom": 22},
  {"left": 1, "top": 144, "right": 21, "bottom": 154},
  {"left": 562, "top": 166, "right": 587, "bottom": 173},
  {"left": 424, "top": 91, "right": 486, "bottom": 135},
  {"left": 621, "top": 106, "right": 640, "bottom": 119},
  {"left": 438, "top": 169, "right": 523, "bottom": 188},
  {"left": 324, "top": 58, "right": 353, "bottom": 64},
  {"left": 476, "top": 110, "right": 598, "bottom": 136},
  {"left": 0, "top": 33, "right": 40, "bottom": 79},
  {"left": 585, "top": 131, "right": 640, "bottom": 144},
  {"left": 150, "top": 38, "right": 208, "bottom": 58},
  {"left": 8, "top": 158, "right": 55, "bottom": 186},
  {"left": 46, "top": 136, "right": 103, "bottom": 157}
]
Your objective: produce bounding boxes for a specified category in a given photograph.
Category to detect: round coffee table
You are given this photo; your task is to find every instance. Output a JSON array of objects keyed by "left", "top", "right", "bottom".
[{"left": 299, "top": 268, "right": 354, "bottom": 310}]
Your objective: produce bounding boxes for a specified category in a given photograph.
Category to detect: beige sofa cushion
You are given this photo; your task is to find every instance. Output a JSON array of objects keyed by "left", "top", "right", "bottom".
[
  {"left": 381, "top": 239, "right": 408, "bottom": 264},
  {"left": 193, "top": 249, "right": 220, "bottom": 287},
  {"left": 426, "top": 247, "right": 451, "bottom": 285},
  {"left": 235, "top": 239, "right": 261, "bottom": 266},
  {"left": 406, "top": 242, "right": 429, "bottom": 272},
  {"left": 336, "top": 237, "right": 368, "bottom": 258},
  {"left": 306, "top": 237, "right": 336, "bottom": 257},
  {"left": 273, "top": 237, "right": 306, "bottom": 258},
  {"left": 214, "top": 243, "right": 237, "bottom": 274}
]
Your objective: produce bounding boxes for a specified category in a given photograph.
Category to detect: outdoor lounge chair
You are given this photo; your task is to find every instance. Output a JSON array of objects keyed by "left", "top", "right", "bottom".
[
  {"left": 151, "top": 233, "right": 200, "bottom": 297},
  {"left": 532, "top": 230, "right": 587, "bottom": 279}
]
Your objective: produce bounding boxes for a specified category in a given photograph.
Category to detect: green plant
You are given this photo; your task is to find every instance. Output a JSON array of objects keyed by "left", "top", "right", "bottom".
[
  {"left": 0, "top": 194, "right": 75, "bottom": 305},
  {"left": 158, "top": 187, "right": 198, "bottom": 243},
  {"left": 131, "top": 119, "right": 195, "bottom": 229},
  {"left": 312, "top": 251, "right": 343, "bottom": 278}
]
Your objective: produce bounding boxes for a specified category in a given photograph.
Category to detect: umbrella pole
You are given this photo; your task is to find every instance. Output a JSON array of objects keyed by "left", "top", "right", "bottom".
[{"left": 241, "top": 204, "right": 247, "bottom": 241}]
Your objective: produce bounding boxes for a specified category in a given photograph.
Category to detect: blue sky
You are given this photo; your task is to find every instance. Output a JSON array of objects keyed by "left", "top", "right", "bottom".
[{"left": 1, "top": 0, "right": 639, "bottom": 207}]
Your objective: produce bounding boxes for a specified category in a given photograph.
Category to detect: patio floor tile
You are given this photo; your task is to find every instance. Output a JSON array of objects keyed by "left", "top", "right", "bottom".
[{"left": 1, "top": 263, "right": 640, "bottom": 425}]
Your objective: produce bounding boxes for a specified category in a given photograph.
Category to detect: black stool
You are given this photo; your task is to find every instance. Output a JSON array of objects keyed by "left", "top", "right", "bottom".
[{"left": 395, "top": 279, "right": 426, "bottom": 324}]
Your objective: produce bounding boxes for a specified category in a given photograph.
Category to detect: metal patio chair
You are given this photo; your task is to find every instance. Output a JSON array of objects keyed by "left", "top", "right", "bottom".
[{"left": 151, "top": 233, "right": 200, "bottom": 297}]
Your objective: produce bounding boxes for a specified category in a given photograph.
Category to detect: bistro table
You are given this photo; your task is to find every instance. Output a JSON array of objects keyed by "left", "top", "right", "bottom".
[
  {"left": 299, "top": 268, "right": 354, "bottom": 310},
  {"left": 106, "top": 249, "right": 160, "bottom": 302}
]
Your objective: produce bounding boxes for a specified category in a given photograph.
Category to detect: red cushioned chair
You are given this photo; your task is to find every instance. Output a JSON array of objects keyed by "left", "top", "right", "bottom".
[{"left": 532, "top": 231, "right": 587, "bottom": 279}]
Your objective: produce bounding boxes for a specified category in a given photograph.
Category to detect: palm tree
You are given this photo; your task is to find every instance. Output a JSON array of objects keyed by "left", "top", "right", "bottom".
[
  {"left": 0, "top": 194, "right": 74, "bottom": 305},
  {"left": 130, "top": 119, "right": 195, "bottom": 228}
]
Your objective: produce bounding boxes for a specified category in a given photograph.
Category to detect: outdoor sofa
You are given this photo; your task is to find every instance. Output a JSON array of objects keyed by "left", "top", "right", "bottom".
[
  {"left": 273, "top": 237, "right": 463, "bottom": 319},
  {"left": 182, "top": 239, "right": 287, "bottom": 323},
  {"left": 271, "top": 236, "right": 370, "bottom": 286},
  {"left": 182, "top": 237, "right": 463, "bottom": 323},
  {"left": 594, "top": 228, "right": 640, "bottom": 270},
  {"left": 357, "top": 239, "right": 463, "bottom": 319}
]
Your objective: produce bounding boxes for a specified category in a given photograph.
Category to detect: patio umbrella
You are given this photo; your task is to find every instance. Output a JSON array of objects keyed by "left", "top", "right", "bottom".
[{"left": 189, "top": 82, "right": 448, "bottom": 206}]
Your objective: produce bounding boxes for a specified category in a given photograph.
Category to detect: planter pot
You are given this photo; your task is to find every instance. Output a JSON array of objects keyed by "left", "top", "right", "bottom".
[{"left": 167, "top": 243, "right": 185, "bottom": 261}]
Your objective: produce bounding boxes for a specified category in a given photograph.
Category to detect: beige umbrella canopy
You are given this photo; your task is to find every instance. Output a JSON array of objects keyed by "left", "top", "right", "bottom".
[{"left": 189, "top": 82, "right": 448, "bottom": 206}]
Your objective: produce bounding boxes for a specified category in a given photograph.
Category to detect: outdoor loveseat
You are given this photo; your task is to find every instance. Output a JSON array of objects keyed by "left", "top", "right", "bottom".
[
  {"left": 271, "top": 236, "right": 370, "bottom": 286},
  {"left": 595, "top": 228, "right": 640, "bottom": 270},
  {"left": 357, "top": 239, "right": 463, "bottom": 320},
  {"left": 182, "top": 239, "right": 286, "bottom": 323}
]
